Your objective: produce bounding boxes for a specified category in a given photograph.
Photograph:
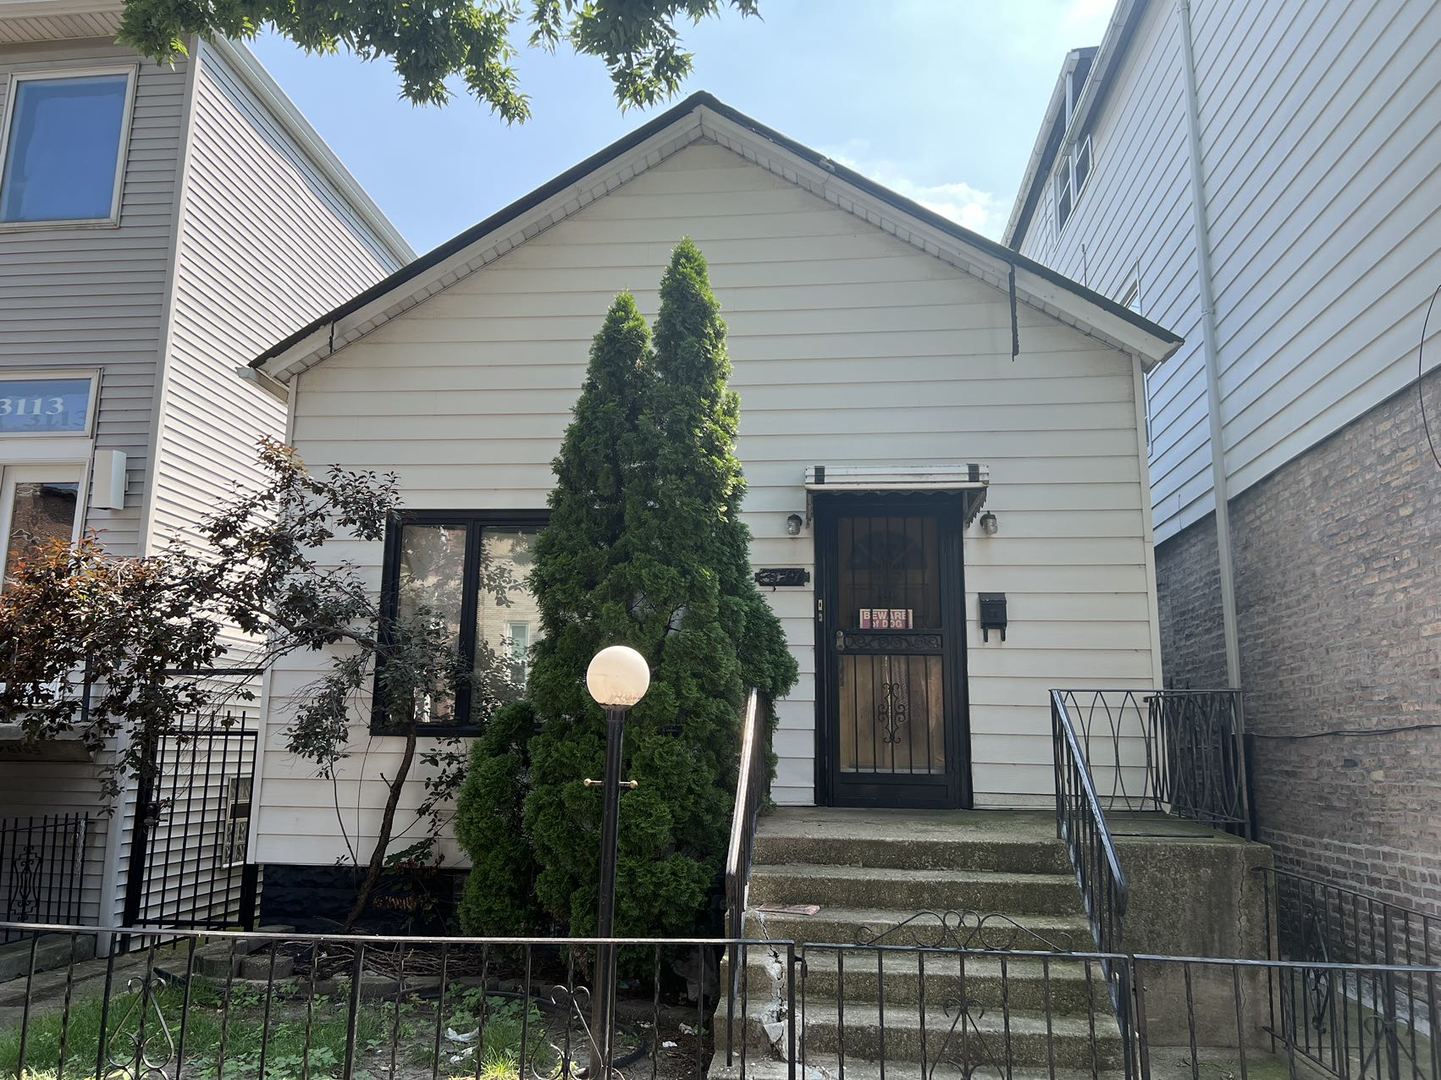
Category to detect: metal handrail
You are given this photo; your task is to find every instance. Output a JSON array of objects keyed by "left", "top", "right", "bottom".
[
  {"left": 1051, "top": 687, "right": 1251, "bottom": 836},
  {"left": 723, "top": 688, "right": 764, "bottom": 1063},
  {"left": 1050, "top": 689, "right": 1131, "bottom": 1004}
]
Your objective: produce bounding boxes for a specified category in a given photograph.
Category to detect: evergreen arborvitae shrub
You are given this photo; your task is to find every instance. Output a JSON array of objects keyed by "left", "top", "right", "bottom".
[
  {"left": 455, "top": 700, "right": 538, "bottom": 933},
  {"left": 457, "top": 292, "right": 652, "bottom": 935},
  {"left": 458, "top": 242, "right": 797, "bottom": 938}
]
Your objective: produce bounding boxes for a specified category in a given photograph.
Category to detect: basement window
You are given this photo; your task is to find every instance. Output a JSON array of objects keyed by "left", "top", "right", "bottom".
[{"left": 373, "top": 510, "right": 546, "bottom": 735}]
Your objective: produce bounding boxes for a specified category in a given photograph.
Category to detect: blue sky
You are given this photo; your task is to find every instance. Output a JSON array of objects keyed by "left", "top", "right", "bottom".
[{"left": 251, "top": 1, "right": 1116, "bottom": 256}]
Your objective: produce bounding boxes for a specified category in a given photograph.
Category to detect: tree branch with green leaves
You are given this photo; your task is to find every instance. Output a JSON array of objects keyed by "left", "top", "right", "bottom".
[
  {"left": 118, "top": 0, "right": 759, "bottom": 112},
  {"left": 0, "top": 438, "right": 516, "bottom": 929}
]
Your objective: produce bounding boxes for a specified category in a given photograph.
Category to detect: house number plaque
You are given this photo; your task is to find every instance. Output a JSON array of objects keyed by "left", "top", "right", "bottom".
[
  {"left": 0, "top": 377, "right": 93, "bottom": 435},
  {"left": 754, "top": 567, "right": 810, "bottom": 588}
]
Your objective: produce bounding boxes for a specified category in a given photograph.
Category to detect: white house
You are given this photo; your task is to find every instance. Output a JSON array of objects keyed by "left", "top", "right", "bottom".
[
  {"left": 248, "top": 92, "right": 1181, "bottom": 911},
  {"left": 1003, "top": 0, "right": 1441, "bottom": 919},
  {"left": 0, "top": 0, "right": 411, "bottom": 947}
]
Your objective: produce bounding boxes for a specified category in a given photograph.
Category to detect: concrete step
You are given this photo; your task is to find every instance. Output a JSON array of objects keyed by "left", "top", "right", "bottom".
[
  {"left": 710, "top": 1055, "right": 1127, "bottom": 1080},
  {"left": 733, "top": 998, "right": 1124, "bottom": 1071},
  {"left": 748, "top": 864, "right": 1082, "bottom": 916},
  {"left": 736, "top": 948, "right": 1108, "bottom": 1013},
  {"left": 0, "top": 933, "right": 97, "bottom": 981},
  {"left": 744, "top": 907, "right": 1095, "bottom": 953},
  {"left": 753, "top": 832, "right": 1069, "bottom": 876},
  {"left": 752, "top": 810, "right": 1071, "bottom": 876}
]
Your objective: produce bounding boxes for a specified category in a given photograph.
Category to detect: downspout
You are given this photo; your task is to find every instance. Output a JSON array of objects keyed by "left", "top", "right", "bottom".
[{"left": 1176, "top": 0, "right": 1242, "bottom": 689}]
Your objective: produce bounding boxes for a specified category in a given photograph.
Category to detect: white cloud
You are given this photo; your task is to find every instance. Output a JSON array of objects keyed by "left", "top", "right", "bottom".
[{"left": 823, "top": 149, "right": 1009, "bottom": 240}]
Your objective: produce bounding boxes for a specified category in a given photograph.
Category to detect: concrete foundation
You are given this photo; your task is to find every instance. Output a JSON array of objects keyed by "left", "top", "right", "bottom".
[{"left": 1111, "top": 813, "right": 1273, "bottom": 1048}]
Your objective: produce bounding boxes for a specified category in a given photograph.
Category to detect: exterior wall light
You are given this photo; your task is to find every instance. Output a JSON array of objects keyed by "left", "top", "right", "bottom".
[
  {"left": 583, "top": 643, "right": 650, "bottom": 1072},
  {"left": 785, "top": 513, "right": 804, "bottom": 536},
  {"left": 978, "top": 511, "right": 999, "bottom": 536}
]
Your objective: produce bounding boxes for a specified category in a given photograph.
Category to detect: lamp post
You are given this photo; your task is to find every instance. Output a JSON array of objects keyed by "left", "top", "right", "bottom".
[{"left": 584, "top": 645, "right": 650, "bottom": 1077}]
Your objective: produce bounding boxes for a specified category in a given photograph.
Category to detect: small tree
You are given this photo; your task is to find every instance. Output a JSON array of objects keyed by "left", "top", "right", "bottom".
[
  {"left": 460, "top": 241, "right": 796, "bottom": 937},
  {"left": 0, "top": 440, "right": 507, "bottom": 928},
  {"left": 458, "top": 290, "right": 654, "bottom": 933}
]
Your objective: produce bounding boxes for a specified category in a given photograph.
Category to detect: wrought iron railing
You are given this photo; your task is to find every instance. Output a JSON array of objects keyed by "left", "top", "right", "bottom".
[
  {"left": 1260, "top": 867, "right": 1441, "bottom": 1080},
  {"left": 1050, "top": 690, "right": 1131, "bottom": 1006},
  {"left": 122, "top": 666, "right": 263, "bottom": 935},
  {"left": 0, "top": 814, "right": 88, "bottom": 943},
  {"left": 1052, "top": 687, "right": 1251, "bottom": 836},
  {"left": 724, "top": 688, "right": 765, "bottom": 1060},
  {"left": 6, "top": 920, "right": 1439, "bottom": 1080}
]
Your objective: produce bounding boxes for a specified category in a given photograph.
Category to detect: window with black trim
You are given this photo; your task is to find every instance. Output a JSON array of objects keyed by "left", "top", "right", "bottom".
[{"left": 374, "top": 510, "right": 546, "bottom": 735}]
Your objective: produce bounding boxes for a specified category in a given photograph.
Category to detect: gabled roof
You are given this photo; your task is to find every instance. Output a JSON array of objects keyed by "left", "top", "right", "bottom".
[
  {"left": 1003, "top": 0, "right": 1150, "bottom": 248},
  {"left": 253, "top": 90, "right": 1182, "bottom": 381}
]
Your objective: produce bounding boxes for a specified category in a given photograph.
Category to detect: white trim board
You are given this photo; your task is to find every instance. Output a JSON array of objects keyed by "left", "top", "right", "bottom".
[{"left": 254, "top": 95, "right": 1183, "bottom": 383}]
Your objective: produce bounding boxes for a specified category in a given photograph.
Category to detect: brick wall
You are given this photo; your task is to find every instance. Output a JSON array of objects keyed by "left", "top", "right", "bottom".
[
  {"left": 1154, "top": 369, "right": 1441, "bottom": 921},
  {"left": 1155, "top": 515, "right": 1228, "bottom": 690}
]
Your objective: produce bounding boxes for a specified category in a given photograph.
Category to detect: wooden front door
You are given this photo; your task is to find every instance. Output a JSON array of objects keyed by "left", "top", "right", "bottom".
[{"left": 815, "top": 495, "right": 970, "bottom": 808}]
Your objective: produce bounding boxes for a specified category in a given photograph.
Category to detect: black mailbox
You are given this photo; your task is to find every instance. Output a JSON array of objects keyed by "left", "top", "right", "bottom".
[{"left": 979, "top": 592, "right": 1008, "bottom": 642}]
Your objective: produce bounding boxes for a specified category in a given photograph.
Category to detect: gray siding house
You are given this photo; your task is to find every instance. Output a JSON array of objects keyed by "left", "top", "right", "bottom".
[
  {"left": 1005, "top": 0, "right": 1441, "bottom": 919},
  {"left": 0, "top": 0, "right": 412, "bottom": 946}
]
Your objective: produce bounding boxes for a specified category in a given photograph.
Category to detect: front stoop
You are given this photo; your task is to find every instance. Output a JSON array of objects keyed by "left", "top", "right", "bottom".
[{"left": 713, "top": 809, "right": 1126, "bottom": 1080}]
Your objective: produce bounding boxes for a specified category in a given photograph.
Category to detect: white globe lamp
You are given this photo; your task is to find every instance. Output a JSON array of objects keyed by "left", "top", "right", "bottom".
[{"left": 585, "top": 644, "right": 650, "bottom": 708}]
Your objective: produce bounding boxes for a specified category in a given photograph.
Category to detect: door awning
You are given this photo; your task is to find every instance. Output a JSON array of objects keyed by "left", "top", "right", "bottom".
[{"left": 803, "top": 464, "right": 990, "bottom": 524}]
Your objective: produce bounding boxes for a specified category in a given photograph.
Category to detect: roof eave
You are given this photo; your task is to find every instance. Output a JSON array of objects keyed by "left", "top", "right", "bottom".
[
  {"left": 256, "top": 90, "right": 1182, "bottom": 381},
  {"left": 1004, "top": 0, "right": 1148, "bottom": 250},
  {"left": 209, "top": 38, "right": 414, "bottom": 267},
  {"left": 1001, "top": 47, "right": 1092, "bottom": 247}
]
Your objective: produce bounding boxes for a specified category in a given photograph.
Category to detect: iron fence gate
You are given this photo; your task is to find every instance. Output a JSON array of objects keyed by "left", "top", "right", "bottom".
[
  {"left": 121, "top": 669, "right": 261, "bottom": 933},
  {"left": 0, "top": 814, "right": 88, "bottom": 943}
]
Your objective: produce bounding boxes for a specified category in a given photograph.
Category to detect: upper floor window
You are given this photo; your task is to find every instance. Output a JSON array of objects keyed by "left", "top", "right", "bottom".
[
  {"left": 374, "top": 510, "right": 546, "bottom": 735},
  {"left": 1054, "top": 134, "right": 1093, "bottom": 236},
  {"left": 0, "top": 70, "right": 134, "bottom": 225}
]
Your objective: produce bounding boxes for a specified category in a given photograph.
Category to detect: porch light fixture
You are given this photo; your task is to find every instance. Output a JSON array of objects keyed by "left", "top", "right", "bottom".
[
  {"left": 785, "top": 513, "right": 804, "bottom": 536},
  {"left": 583, "top": 644, "right": 650, "bottom": 1073},
  {"left": 978, "top": 511, "right": 999, "bottom": 536}
]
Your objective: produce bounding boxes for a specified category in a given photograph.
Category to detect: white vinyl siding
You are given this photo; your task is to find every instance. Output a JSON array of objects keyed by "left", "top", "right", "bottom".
[
  {"left": 255, "top": 141, "right": 1159, "bottom": 866},
  {"left": 1192, "top": 0, "right": 1441, "bottom": 499},
  {"left": 0, "top": 39, "right": 187, "bottom": 555},
  {"left": 146, "top": 39, "right": 403, "bottom": 561},
  {"left": 1014, "top": 0, "right": 1441, "bottom": 542}
]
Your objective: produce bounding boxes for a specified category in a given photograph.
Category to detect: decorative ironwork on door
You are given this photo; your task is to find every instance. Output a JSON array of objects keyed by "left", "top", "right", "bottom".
[{"left": 829, "top": 509, "right": 954, "bottom": 788}]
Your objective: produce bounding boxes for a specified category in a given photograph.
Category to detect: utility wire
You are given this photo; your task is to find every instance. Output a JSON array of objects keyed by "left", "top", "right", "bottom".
[
  {"left": 1420, "top": 280, "right": 1441, "bottom": 471},
  {"left": 1249, "top": 722, "right": 1441, "bottom": 741}
]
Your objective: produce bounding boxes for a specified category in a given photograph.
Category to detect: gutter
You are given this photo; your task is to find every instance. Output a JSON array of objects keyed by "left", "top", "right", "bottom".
[{"left": 1176, "top": 0, "right": 1242, "bottom": 689}]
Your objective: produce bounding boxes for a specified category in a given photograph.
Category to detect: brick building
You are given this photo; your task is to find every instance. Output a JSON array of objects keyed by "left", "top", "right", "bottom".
[{"left": 1005, "top": 0, "right": 1441, "bottom": 916}]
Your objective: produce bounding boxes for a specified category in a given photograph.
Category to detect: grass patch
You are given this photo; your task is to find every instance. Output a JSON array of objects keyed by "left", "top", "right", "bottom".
[{"left": 0, "top": 978, "right": 554, "bottom": 1080}]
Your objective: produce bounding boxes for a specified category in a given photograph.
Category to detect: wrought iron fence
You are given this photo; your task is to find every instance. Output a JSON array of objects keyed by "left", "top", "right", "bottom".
[
  {"left": 122, "top": 667, "right": 262, "bottom": 933},
  {"left": 1050, "top": 688, "right": 1251, "bottom": 835},
  {"left": 1261, "top": 867, "right": 1440, "bottom": 1080},
  {"left": 3, "top": 922, "right": 1439, "bottom": 1080},
  {"left": 1050, "top": 690, "right": 1131, "bottom": 1006},
  {"left": 0, "top": 814, "right": 87, "bottom": 944}
]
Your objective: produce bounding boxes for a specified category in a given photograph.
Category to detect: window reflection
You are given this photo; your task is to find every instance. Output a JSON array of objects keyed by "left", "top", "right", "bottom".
[{"left": 3, "top": 481, "right": 79, "bottom": 581}]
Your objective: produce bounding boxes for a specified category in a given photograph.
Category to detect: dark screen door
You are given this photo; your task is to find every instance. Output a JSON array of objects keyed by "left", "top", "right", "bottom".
[{"left": 815, "top": 495, "right": 970, "bottom": 808}]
